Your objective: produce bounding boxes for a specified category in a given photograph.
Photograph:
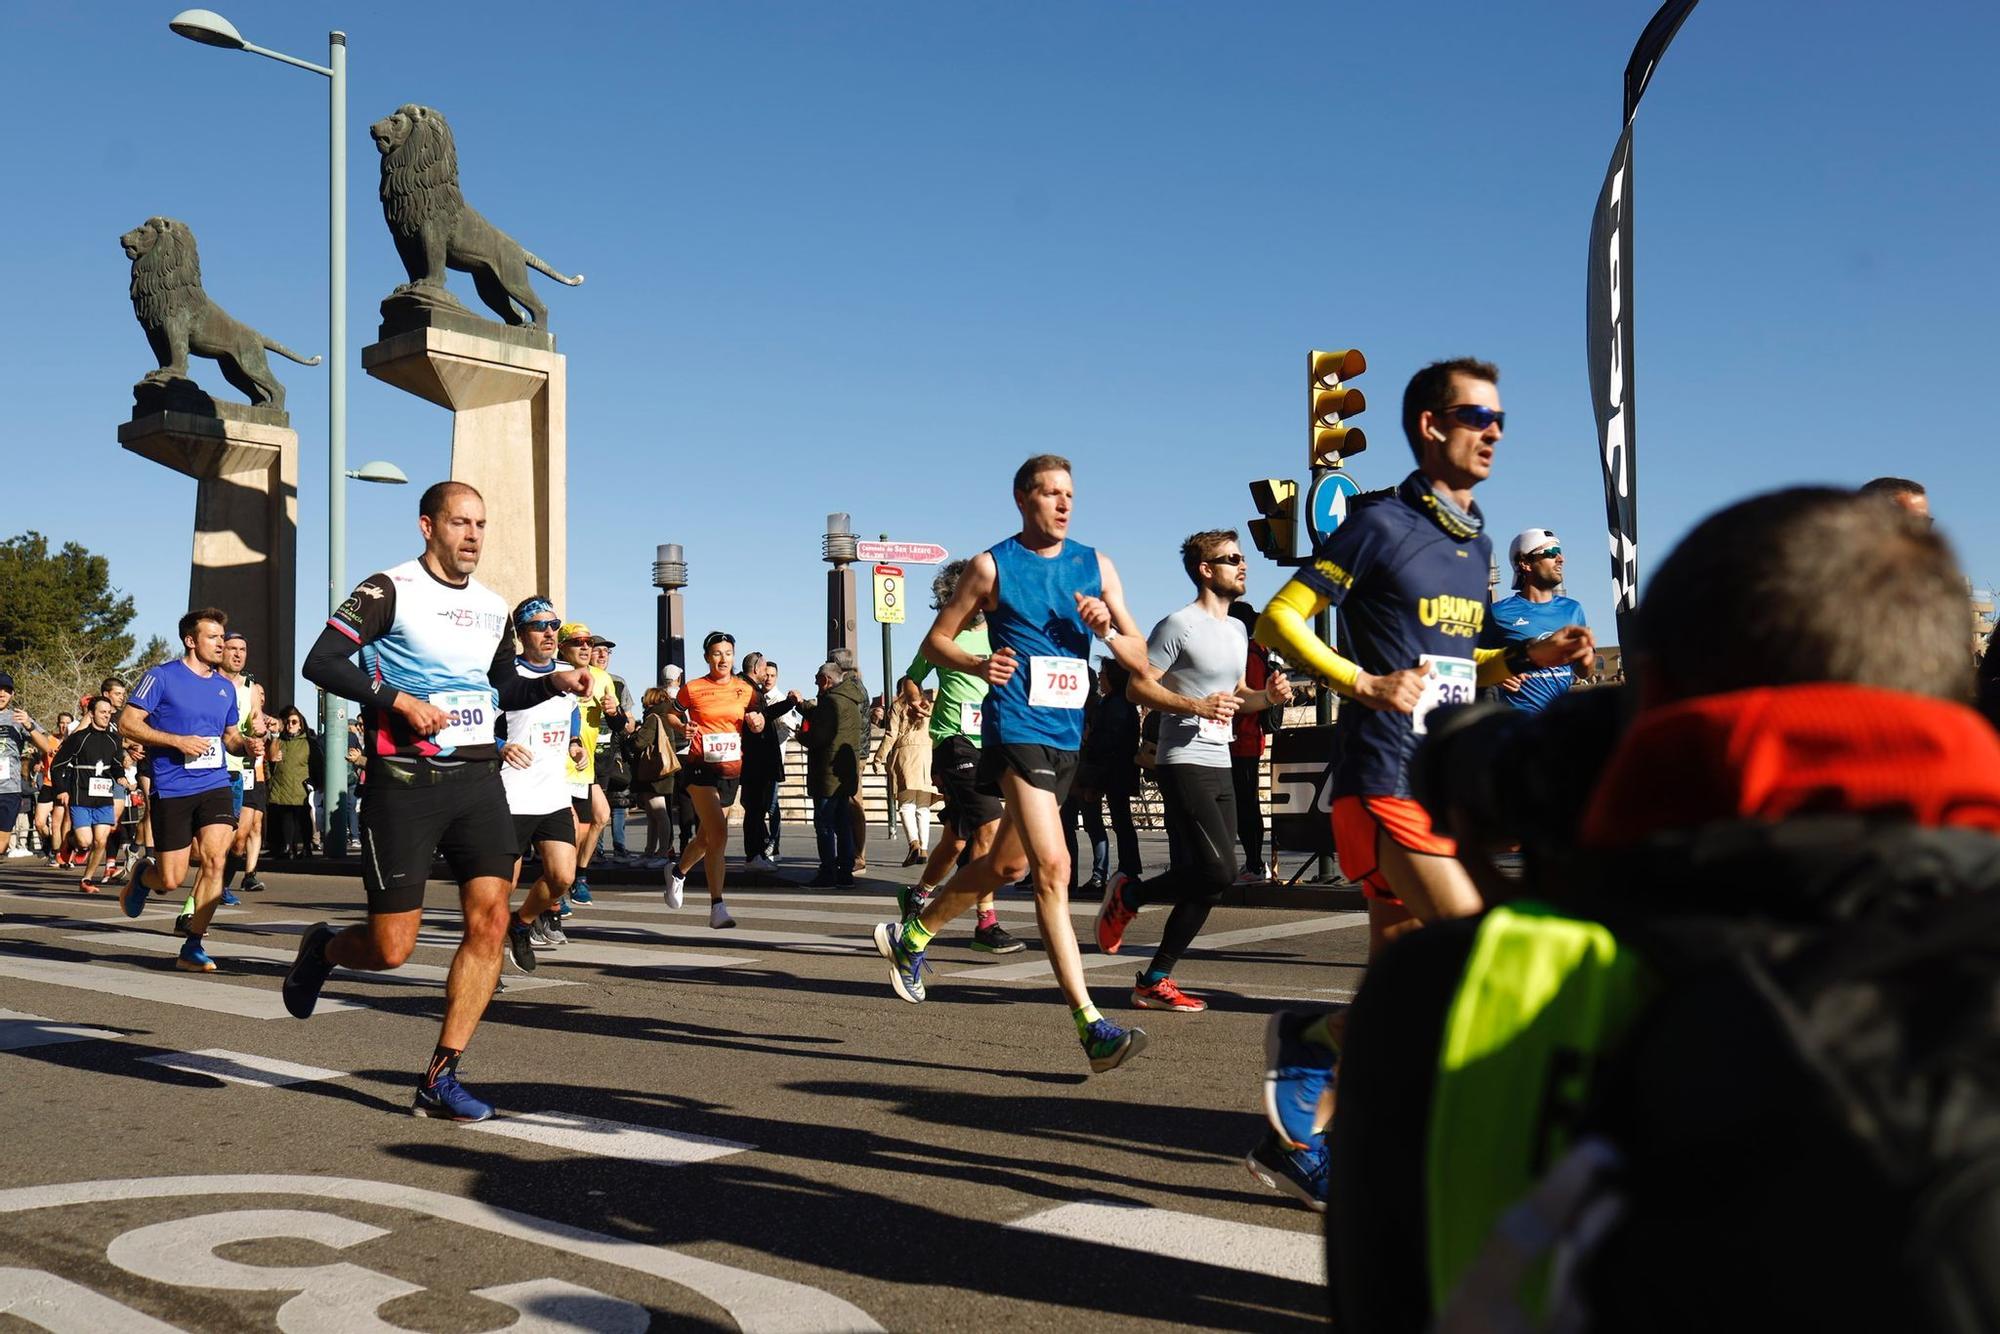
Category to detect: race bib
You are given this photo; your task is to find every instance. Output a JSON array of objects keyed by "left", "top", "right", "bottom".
[
  {"left": 700, "top": 732, "right": 742, "bottom": 765},
  {"left": 431, "top": 690, "right": 495, "bottom": 749},
  {"left": 241, "top": 767, "right": 255, "bottom": 791},
  {"left": 1196, "top": 715, "right": 1233, "bottom": 744},
  {"left": 1027, "top": 656, "right": 1089, "bottom": 710},
  {"left": 537, "top": 725, "right": 570, "bottom": 752},
  {"left": 87, "top": 776, "right": 115, "bottom": 798},
  {"left": 1411, "top": 655, "right": 1478, "bottom": 736},
  {"left": 959, "top": 701, "right": 983, "bottom": 735},
  {"left": 185, "top": 738, "right": 224, "bottom": 770},
  {"left": 0, "top": 756, "right": 13, "bottom": 784}
]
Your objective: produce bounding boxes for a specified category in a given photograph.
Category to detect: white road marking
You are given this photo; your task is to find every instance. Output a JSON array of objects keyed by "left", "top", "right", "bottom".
[
  {"left": 0, "top": 949, "right": 361, "bottom": 1020},
  {"left": 948, "top": 913, "right": 1367, "bottom": 982},
  {"left": 581, "top": 921, "right": 869, "bottom": 954},
  {"left": 171, "top": 925, "right": 574, "bottom": 992},
  {"left": 137, "top": 1048, "right": 347, "bottom": 1087},
  {"left": 469, "top": 1110, "right": 752, "bottom": 1166},
  {"left": 0, "top": 1176, "right": 882, "bottom": 1332},
  {"left": 410, "top": 928, "right": 748, "bottom": 972},
  {"left": 0, "top": 1266, "right": 181, "bottom": 1332},
  {"left": 1007, "top": 1199, "right": 1324, "bottom": 1284},
  {"left": 0, "top": 1009, "right": 119, "bottom": 1052}
]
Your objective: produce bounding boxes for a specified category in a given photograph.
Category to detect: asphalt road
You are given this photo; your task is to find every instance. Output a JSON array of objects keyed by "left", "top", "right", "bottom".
[{"left": 0, "top": 845, "right": 1362, "bottom": 1331}]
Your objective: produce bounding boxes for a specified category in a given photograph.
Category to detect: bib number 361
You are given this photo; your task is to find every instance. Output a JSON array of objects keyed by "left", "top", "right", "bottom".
[
  {"left": 1411, "top": 655, "right": 1477, "bottom": 736},
  {"left": 1028, "top": 656, "right": 1088, "bottom": 710}
]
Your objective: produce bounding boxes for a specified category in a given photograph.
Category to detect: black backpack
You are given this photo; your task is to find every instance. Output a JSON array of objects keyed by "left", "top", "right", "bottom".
[{"left": 1557, "top": 821, "right": 2000, "bottom": 1332}]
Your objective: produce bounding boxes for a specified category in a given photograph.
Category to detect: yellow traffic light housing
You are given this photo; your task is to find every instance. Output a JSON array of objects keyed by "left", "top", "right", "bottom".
[
  {"left": 1308, "top": 347, "right": 1367, "bottom": 464},
  {"left": 1247, "top": 478, "right": 1300, "bottom": 564}
]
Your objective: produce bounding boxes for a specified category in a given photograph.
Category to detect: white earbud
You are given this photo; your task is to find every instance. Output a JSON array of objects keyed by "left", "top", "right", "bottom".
[{"left": 1427, "top": 427, "right": 1447, "bottom": 443}]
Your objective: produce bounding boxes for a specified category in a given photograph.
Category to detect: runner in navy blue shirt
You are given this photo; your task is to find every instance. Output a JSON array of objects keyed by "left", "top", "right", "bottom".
[
  {"left": 1480, "top": 528, "right": 1590, "bottom": 714},
  {"left": 116, "top": 608, "right": 263, "bottom": 973}
]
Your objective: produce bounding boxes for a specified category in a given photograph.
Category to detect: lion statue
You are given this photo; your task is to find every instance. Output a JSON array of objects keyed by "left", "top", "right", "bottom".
[
  {"left": 122, "top": 217, "right": 321, "bottom": 412},
  {"left": 372, "top": 105, "right": 584, "bottom": 328}
]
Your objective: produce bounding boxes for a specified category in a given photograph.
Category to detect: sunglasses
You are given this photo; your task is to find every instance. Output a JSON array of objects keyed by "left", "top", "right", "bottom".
[
  {"left": 521, "top": 620, "right": 561, "bottom": 633},
  {"left": 1205, "top": 553, "right": 1246, "bottom": 567},
  {"left": 1526, "top": 546, "right": 1562, "bottom": 560},
  {"left": 1440, "top": 405, "right": 1506, "bottom": 432}
]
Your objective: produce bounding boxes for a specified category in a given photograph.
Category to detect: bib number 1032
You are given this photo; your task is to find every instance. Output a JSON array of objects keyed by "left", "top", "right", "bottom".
[{"left": 1028, "top": 656, "right": 1088, "bottom": 710}]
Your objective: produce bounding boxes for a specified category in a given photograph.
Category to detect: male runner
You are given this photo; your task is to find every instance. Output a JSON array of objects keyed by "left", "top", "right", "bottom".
[
  {"left": 1248, "top": 358, "right": 1591, "bottom": 1202},
  {"left": 900, "top": 559, "right": 1021, "bottom": 955},
  {"left": 286, "top": 481, "right": 590, "bottom": 1121},
  {"left": 1094, "top": 529, "right": 1293, "bottom": 1011},
  {"left": 117, "top": 608, "right": 261, "bottom": 973},
  {"left": 559, "top": 622, "right": 622, "bottom": 905},
  {"left": 1479, "top": 528, "right": 1590, "bottom": 714},
  {"left": 496, "top": 597, "right": 583, "bottom": 969},
  {"left": 874, "top": 454, "right": 1229, "bottom": 1073},
  {"left": 0, "top": 672, "right": 57, "bottom": 860},
  {"left": 175, "top": 634, "right": 264, "bottom": 929},
  {"left": 55, "top": 696, "right": 126, "bottom": 892}
]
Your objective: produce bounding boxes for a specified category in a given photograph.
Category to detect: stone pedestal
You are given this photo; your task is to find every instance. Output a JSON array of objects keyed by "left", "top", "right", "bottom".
[
  {"left": 118, "top": 405, "right": 297, "bottom": 695},
  {"left": 362, "top": 318, "right": 566, "bottom": 616}
]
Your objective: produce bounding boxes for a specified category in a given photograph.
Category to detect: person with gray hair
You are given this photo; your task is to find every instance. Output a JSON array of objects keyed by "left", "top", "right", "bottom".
[{"left": 805, "top": 658, "right": 869, "bottom": 885}]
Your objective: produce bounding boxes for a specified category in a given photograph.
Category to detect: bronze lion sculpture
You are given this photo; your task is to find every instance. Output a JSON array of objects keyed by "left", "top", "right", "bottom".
[
  {"left": 122, "top": 217, "right": 321, "bottom": 412},
  {"left": 372, "top": 104, "right": 584, "bottom": 327}
]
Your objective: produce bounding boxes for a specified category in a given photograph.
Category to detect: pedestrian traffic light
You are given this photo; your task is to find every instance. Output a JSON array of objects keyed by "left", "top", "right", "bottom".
[
  {"left": 1309, "top": 347, "right": 1367, "bottom": 465},
  {"left": 1247, "top": 478, "right": 1299, "bottom": 564}
]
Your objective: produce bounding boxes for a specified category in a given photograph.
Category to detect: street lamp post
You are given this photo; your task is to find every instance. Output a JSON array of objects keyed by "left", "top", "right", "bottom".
[{"left": 170, "top": 9, "right": 349, "bottom": 846}]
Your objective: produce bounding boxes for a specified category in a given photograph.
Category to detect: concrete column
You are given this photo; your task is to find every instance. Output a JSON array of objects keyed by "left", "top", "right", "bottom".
[
  {"left": 118, "top": 410, "right": 298, "bottom": 695},
  {"left": 361, "top": 324, "right": 566, "bottom": 616}
]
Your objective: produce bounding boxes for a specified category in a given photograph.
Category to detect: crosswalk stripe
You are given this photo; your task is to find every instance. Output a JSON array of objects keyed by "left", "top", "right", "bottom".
[
  {"left": 137, "top": 1048, "right": 347, "bottom": 1087},
  {"left": 582, "top": 921, "right": 869, "bottom": 953},
  {"left": 948, "top": 913, "right": 1367, "bottom": 982},
  {"left": 468, "top": 1110, "right": 753, "bottom": 1166},
  {"left": 0, "top": 1008, "right": 120, "bottom": 1051},
  {"left": 0, "top": 949, "right": 361, "bottom": 1020},
  {"left": 402, "top": 927, "right": 747, "bottom": 972},
  {"left": 65, "top": 929, "right": 575, "bottom": 993},
  {"left": 1006, "top": 1199, "right": 1324, "bottom": 1284}
]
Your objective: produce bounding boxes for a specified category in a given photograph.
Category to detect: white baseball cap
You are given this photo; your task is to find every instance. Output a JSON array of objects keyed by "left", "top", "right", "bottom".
[{"left": 1508, "top": 528, "right": 1561, "bottom": 564}]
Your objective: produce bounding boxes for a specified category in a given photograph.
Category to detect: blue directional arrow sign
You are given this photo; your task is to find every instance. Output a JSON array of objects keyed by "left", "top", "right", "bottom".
[{"left": 1306, "top": 469, "right": 1362, "bottom": 547}]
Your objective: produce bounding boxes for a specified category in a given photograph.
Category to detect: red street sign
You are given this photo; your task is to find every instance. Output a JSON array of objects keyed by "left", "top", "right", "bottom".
[
  {"left": 856, "top": 540, "right": 948, "bottom": 565},
  {"left": 874, "top": 564, "right": 904, "bottom": 578}
]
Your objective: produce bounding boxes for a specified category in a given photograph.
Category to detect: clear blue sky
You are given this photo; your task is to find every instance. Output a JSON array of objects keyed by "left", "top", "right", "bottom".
[{"left": 4, "top": 1, "right": 1995, "bottom": 707}]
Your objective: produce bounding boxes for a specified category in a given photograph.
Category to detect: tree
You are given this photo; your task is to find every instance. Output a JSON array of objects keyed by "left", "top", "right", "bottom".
[{"left": 0, "top": 532, "right": 138, "bottom": 666}]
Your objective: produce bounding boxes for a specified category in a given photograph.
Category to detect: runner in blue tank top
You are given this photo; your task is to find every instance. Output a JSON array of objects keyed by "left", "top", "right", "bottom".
[{"left": 873, "top": 454, "right": 1232, "bottom": 1074}]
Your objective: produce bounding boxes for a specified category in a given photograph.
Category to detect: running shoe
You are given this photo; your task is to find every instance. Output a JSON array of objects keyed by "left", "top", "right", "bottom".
[
  {"left": 283, "top": 922, "right": 338, "bottom": 1019},
  {"left": 873, "top": 920, "right": 929, "bottom": 1003},
  {"left": 1132, "top": 974, "right": 1207, "bottom": 1012},
  {"left": 78, "top": 877, "right": 104, "bottom": 896},
  {"left": 1095, "top": 873, "right": 1136, "bottom": 954},
  {"left": 746, "top": 854, "right": 778, "bottom": 873},
  {"left": 1263, "top": 1010, "right": 1338, "bottom": 1150},
  {"left": 119, "top": 862, "right": 152, "bottom": 918},
  {"left": 537, "top": 912, "right": 568, "bottom": 946},
  {"left": 176, "top": 937, "right": 217, "bottom": 973},
  {"left": 412, "top": 1069, "right": 494, "bottom": 1123},
  {"left": 1232, "top": 865, "right": 1269, "bottom": 886},
  {"left": 505, "top": 920, "right": 538, "bottom": 972},
  {"left": 709, "top": 901, "right": 736, "bottom": 930},
  {"left": 1245, "top": 1131, "right": 1328, "bottom": 1213},
  {"left": 173, "top": 913, "right": 193, "bottom": 936},
  {"left": 663, "top": 863, "right": 687, "bottom": 909},
  {"left": 971, "top": 921, "right": 1026, "bottom": 955},
  {"left": 527, "top": 916, "right": 556, "bottom": 948},
  {"left": 241, "top": 874, "right": 267, "bottom": 893},
  {"left": 896, "top": 884, "right": 935, "bottom": 921},
  {"left": 1081, "top": 1019, "right": 1148, "bottom": 1074},
  {"left": 219, "top": 888, "right": 241, "bottom": 907},
  {"left": 99, "top": 859, "right": 127, "bottom": 885},
  {"left": 569, "top": 881, "right": 593, "bottom": 905},
  {"left": 555, "top": 897, "right": 574, "bottom": 920}
]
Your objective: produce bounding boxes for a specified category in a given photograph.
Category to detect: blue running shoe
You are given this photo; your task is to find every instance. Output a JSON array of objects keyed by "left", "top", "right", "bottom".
[
  {"left": 284, "top": 922, "right": 338, "bottom": 1019},
  {"left": 1081, "top": 1018, "right": 1149, "bottom": 1074},
  {"left": 872, "top": 921, "right": 929, "bottom": 1003},
  {"left": 569, "top": 881, "right": 593, "bottom": 905},
  {"left": 120, "top": 861, "right": 152, "bottom": 918},
  {"left": 1264, "top": 1010, "right": 1338, "bottom": 1150},
  {"left": 412, "top": 1069, "right": 494, "bottom": 1122},
  {"left": 1245, "top": 1131, "right": 1328, "bottom": 1213},
  {"left": 555, "top": 897, "right": 574, "bottom": 920},
  {"left": 219, "top": 889, "right": 242, "bottom": 907},
  {"left": 175, "top": 936, "right": 217, "bottom": 973}
]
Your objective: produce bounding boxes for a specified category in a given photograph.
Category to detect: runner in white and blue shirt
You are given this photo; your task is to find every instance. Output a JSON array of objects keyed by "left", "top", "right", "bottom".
[
  {"left": 496, "top": 597, "right": 586, "bottom": 968},
  {"left": 287, "top": 481, "right": 592, "bottom": 1123},
  {"left": 1479, "top": 528, "right": 1590, "bottom": 714}
]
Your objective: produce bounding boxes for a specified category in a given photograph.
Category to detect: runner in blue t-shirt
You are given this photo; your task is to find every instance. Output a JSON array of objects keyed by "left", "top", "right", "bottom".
[
  {"left": 116, "top": 608, "right": 262, "bottom": 973},
  {"left": 1479, "top": 528, "right": 1590, "bottom": 714}
]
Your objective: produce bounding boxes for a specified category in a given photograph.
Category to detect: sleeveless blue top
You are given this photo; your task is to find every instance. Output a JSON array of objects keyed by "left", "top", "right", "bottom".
[{"left": 982, "top": 536, "right": 1102, "bottom": 749}]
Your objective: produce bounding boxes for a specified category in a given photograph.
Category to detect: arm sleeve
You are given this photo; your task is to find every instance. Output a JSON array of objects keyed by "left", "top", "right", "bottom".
[
  {"left": 1256, "top": 578, "right": 1361, "bottom": 695},
  {"left": 306, "top": 574, "right": 401, "bottom": 707},
  {"left": 488, "top": 655, "right": 562, "bottom": 711}
]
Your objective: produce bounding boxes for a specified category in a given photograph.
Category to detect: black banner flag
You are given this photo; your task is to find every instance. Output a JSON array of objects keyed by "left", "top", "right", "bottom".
[{"left": 1587, "top": 0, "right": 1699, "bottom": 649}]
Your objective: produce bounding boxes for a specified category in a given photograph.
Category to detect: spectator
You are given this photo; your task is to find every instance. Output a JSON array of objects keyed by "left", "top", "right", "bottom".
[
  {"left": 870, "top": 676, "right": 940, "bottom": 867},
  {"left": 0, "top": 671, "right": 56, "bottom": 858},
  {"left": 830, "top": 647, "right": 872, "bottom": 873},
  {"left": 35, "top": 711, "right": 75, "bottom": 863},
  {"left": 805, "top": 659, "right": 866, "bottom": 887},
  {"left": 740, "top": 654, "right": 803, "bottom": 871},
  {"left": 1328, "top": 487, "right": 2000, "bottom": 1333},
  {"left": 634, "top": 684, "right": 687, "bottom": 866},
  {"left": 1227, "top": 601, "right": 1277, "bottom": 883},
  {"left": 266, "top": 707, "right": 315, "bottom": 858},
  {"left": 1064, "top": 667, "right": 1113, "bottom": 893},
  {"left": 1086, "top": 659, "right": 1144, "bottom": 883}
]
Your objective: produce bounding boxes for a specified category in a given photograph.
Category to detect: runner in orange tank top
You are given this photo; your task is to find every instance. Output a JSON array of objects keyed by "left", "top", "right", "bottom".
[{"left": 664, "top": 631, "right": 763, "bottom": 928}]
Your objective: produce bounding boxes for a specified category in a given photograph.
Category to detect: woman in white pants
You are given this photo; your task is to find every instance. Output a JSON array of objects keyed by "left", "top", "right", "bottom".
[{"left": 870, "top": 677, "right": 939, "bottom": 867}]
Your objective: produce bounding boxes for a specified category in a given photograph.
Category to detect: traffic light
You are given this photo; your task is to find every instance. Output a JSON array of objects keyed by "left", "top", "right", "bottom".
[
  {"left": 1247, "top": 478, "right": 1299, "bottom": 564},
  {"left": 1309, "top": 347, "right": 1368, "bottom": 466}
]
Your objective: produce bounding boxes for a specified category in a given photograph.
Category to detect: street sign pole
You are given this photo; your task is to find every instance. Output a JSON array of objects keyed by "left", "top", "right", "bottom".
[{"left": 879, "top": 537, "right": 894, "bottom": 834}]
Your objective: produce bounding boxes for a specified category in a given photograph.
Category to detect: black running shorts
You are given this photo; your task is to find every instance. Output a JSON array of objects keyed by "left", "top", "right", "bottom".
[
  {"left": 513, "top": 806, "right": 577, "bottom": 858},
  {"left": 150, "top": 784, "right": 238, "bottom": 854},
  {"left": 977, "top": 742, "right": 1079, "bottom": 804},
  {"left": 240, "top": 775, "right": 269, "bottom": 813},
  {"left": 934, "top": 735, "right": 1003, "bottom": 837},
  {"left": 359, "top": 761, "right": 515, "bottom": 914},
  {"left": 681, "top": 762, "right": 740, "bottom": 808}
]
